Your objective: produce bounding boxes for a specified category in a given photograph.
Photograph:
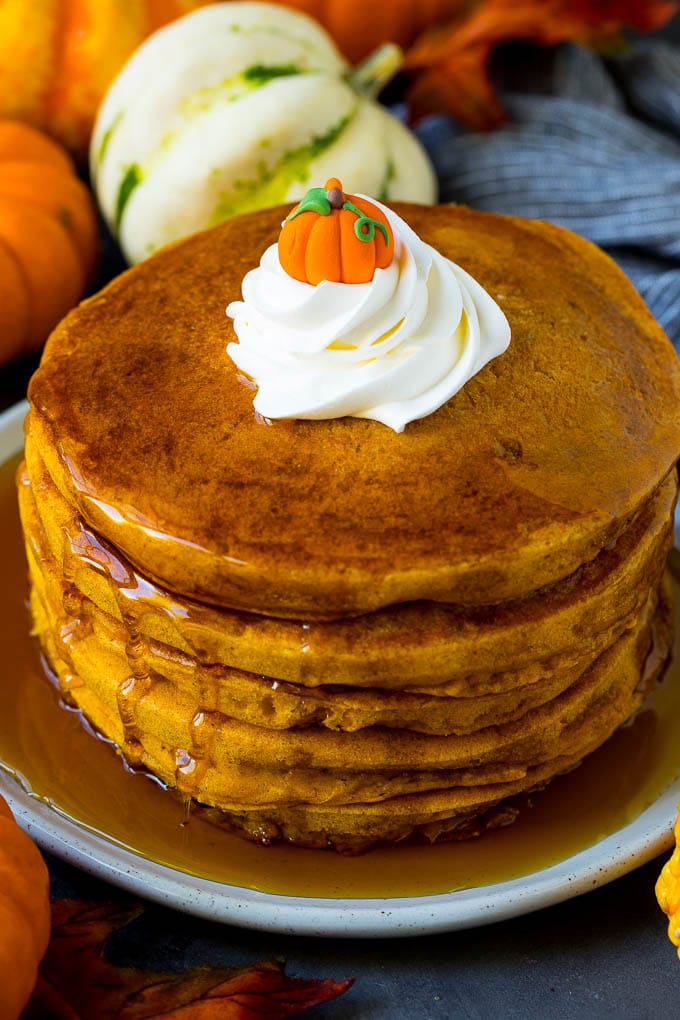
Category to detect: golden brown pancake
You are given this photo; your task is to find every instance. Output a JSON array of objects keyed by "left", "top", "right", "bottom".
[
  {"left": 20, "top": 201, "right": 680, "bottom": 850},
  {"left": 19, "top": 454, "right": 675, "bottom": 740},
  {"left": 27, "top": 204, "right": 680, "bottom": 619},
  {"left": 21, "top": 428, "right": 676, "bottom": 695},
  {"left": 25, "top": 520, "right": 673, "bottom": 849}
]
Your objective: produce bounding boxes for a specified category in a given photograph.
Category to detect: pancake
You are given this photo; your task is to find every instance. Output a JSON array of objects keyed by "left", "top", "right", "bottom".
[
  {"left": 27, "top": 534, "right": 666, "bottom": 780},
  {"left": 26, "top": 521, "right": 673, "bottom": 848},
  {"left": 27, "top": 205, "right": 680, "bottom": 619},
  {"left": 20, "top": 200, "right": 680, "bottom": 851},
  {"left": 19, "top": 456, "right": 675, "bottom": 739},
  {"left": 22, "top": 430, "right": 676, "bottom": 696}
]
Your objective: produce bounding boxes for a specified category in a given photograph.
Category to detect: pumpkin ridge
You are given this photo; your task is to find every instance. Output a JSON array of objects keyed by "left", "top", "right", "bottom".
[
  {"left": 0, "top": 121, "right": 74, "bottom": 172},
  {"left": 93, "top": 108, "right": 125, "bottom": 172},
  {"left": 225, "top": 21, "right": 333, "bottom": 56},
  {"left": 0, "top": 119, "right": 98, "bottom": 365},
  {"left": 209, "top": 107, "right": 357, "bottom": 224},
  {"left": 339, "top": 207, "right": 375, "bottom": 283},
  {"left": 378, "top": 158, "right": 396, "bottom": 201},
  {"left": 305, "top": 212, "right": 343, "bottom": 285},
  {"left": 115, "top": 163, "right": 143, "bottom": 230},
  {"left": 0, "top": 197, "right": 85, "bottom": 351},
  {"left": 0, "top": 237, "right": 30, "bottom": 363},
  {"left": 0, "top": 232, "right": 30, "bottom": 298},
  {"left": 243, "top": 62, "right": 306, "bottom": 84},
  {"left": 41, "top": 0, "right": 72, "bottom": 124},
  {"left": 279, "top": 210, "right": 318, "bottom": 281},
  {"left": 0, "top": 161, "right": 99, "bottom": 280},
  {"left": 124, "top": 66, "right": 328, "bottom": 200},
  {"left": 179, "top": 64, "right": 318, "bottom": 119},
  {"left": 0, "top": 1, "right": 55, "bottom": 130}
]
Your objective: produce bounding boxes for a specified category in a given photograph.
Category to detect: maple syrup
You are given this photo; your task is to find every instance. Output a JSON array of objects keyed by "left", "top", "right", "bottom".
[{"left": 2, "top": 450, "right": 680, "bottom": 900}]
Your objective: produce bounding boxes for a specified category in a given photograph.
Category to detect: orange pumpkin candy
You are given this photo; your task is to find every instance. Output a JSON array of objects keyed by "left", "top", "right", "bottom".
[
  {"left": 279, "top": 178, "right": 394, "bottom": 286},
  {"left": 0, "top": 794, "right": 51, "bottom": 1019},
  {"left": 0, "top": 120, "right": 99, "bottom": 366}
]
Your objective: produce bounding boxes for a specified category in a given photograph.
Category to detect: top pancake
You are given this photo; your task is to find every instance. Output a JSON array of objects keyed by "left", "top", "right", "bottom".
[{"left": 28, "top": 203, "right": 680, "bottom": 618}]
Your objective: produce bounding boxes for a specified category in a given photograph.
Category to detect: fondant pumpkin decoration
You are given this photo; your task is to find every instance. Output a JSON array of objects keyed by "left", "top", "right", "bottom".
[
  {"left": 0, "top": 120, "right": 99, "bottom": 366},
  {"left": 0, "top": 794, "right": 51, "bottom": 1019},
  {"left": 91, "top": 2, "right": 436, "bottom": 265},
  {"left": 279, "top": 178, "right": 394, "bottom": 285}
]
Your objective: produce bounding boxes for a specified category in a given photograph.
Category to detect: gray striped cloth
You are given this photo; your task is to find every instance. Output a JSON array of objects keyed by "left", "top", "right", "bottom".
[{"left": 415, "top": 41, "right": 680, "bottom": 352}]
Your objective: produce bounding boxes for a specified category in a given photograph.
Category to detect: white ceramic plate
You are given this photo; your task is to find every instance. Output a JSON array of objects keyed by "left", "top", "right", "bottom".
[{"left": 1, "top": 399, "right": 678, "bottom": 938}]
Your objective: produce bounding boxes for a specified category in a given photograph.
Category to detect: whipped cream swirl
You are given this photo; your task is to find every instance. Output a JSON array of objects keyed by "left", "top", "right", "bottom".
[{"left": 226, "top": 202, "right": 510, "bottom": 432}]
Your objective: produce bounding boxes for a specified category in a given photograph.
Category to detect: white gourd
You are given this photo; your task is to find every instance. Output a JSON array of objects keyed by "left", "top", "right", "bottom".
[{"left": 91, "top": 1, "right": 437, "bottom": 265}]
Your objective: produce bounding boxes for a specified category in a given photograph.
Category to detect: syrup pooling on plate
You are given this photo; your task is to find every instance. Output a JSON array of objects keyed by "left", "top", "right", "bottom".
[{"left": 3, "top": 452, "right": 680, "bottom": 898}]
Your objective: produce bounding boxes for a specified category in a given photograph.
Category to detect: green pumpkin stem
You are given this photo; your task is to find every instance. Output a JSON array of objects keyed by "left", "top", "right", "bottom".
[
  {"left": 348, "top": 42, "right": 403, "bottom": 100},
  {"left": 286, "top": 186, "right": 390, "bottom": 247}
]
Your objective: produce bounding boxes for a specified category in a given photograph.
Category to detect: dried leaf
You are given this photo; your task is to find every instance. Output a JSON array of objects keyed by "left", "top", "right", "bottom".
[
  {"left": 404, "top": 0, "right": 678, "bottom": 127},
  {"left": 25, "top": 899, "right": 353, "bottom": 1020},
  {"left": 23, "top": 975, "right": 79, "bottom": 1019}
]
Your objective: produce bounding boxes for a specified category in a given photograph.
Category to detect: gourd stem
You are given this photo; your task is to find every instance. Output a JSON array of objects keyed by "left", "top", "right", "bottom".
[{"left": 347, "top": 43, "right": 404, "bottom": 100}]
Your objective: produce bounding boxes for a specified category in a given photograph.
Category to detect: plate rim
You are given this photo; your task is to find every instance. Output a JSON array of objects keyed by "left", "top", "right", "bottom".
[
  {"left": 1, "top": 398, "right": 676, "bottom": 938},
  {"left": 2, "top": 773, "right": 675, "bottom": 938}
]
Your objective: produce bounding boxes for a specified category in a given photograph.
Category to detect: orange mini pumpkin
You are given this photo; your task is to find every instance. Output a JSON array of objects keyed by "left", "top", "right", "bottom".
[
  {"left": 0, "top": 0, "right": 211, "bottom": 159},
  {"left": 0, "top": 794, "right": 51, "bottom": 1019},
  {"left": 0, "top": 120, "right": 99, "bottom": 366},
  {"left": 269, "top": 0, "right": 458, "bottom": 63},
  {"left": 278, "top": 178, "right": 394, "bottom": 286}
]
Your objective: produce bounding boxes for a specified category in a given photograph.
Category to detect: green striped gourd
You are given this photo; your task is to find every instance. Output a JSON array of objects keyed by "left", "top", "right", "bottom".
[{"left": 90, "top": 1, "right": 437, "bottom": 265}]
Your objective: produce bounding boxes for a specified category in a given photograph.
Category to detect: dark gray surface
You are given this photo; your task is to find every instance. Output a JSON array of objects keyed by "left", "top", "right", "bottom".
[{"left": 47, "top": 851, "right": 677, "bottom": 1018}]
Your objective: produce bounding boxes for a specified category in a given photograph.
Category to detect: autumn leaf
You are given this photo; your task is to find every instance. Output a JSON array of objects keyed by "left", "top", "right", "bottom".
[
  {"left": 23, "top": 900, "right": 353, "bottom": 1020},
  {"left": 403, "top": 0, "right": 679, "bottom": 127}
]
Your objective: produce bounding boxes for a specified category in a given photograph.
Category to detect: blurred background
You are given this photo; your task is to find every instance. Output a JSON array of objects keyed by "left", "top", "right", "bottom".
[{"left": 1, "top": 0, "right": 679, "bottom": 412}]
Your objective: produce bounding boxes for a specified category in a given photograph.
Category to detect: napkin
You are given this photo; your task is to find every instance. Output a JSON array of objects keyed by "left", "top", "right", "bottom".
[{"left": 416, "top": 40, "right": 680, "bottom": 352}]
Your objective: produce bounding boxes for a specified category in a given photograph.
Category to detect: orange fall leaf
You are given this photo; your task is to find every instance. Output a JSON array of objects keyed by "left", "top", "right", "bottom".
[
  {"left": 23, "top": 899, "right": 353, "bottom": 1020},
  {"left": 403, "top": 0, "right": 679, "bottom": 128}
]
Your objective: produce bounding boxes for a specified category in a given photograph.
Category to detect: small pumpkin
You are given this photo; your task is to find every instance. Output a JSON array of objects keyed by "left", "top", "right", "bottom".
[
  {"left": 0, "top": 0, "right": 461, "bottom": 159},
  {"left": 657, "top": 810, "right": 680, "bottom": 957},
  {"left": 0, "top": 120, "right": 99, "bottom": 366},
  {"left": 0, "top": 794, "right": 51, "bottom": 1019},
  {"left": 268, "top": 0, "right": 459, "bottom": 64},
  {"left": 0, "top": 0, "right": 211, "bottom": 159},
  {"left": 279, "top": 177, "right": 394, "bottom": 284},
  {"left": 91, "top": 2, "right": 436, "bottom": 265}
]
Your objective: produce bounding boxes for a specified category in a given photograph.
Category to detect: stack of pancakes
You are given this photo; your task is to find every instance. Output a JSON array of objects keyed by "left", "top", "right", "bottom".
[{"left": 20, "top": 204, "right": 680, "bottom": 851}]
